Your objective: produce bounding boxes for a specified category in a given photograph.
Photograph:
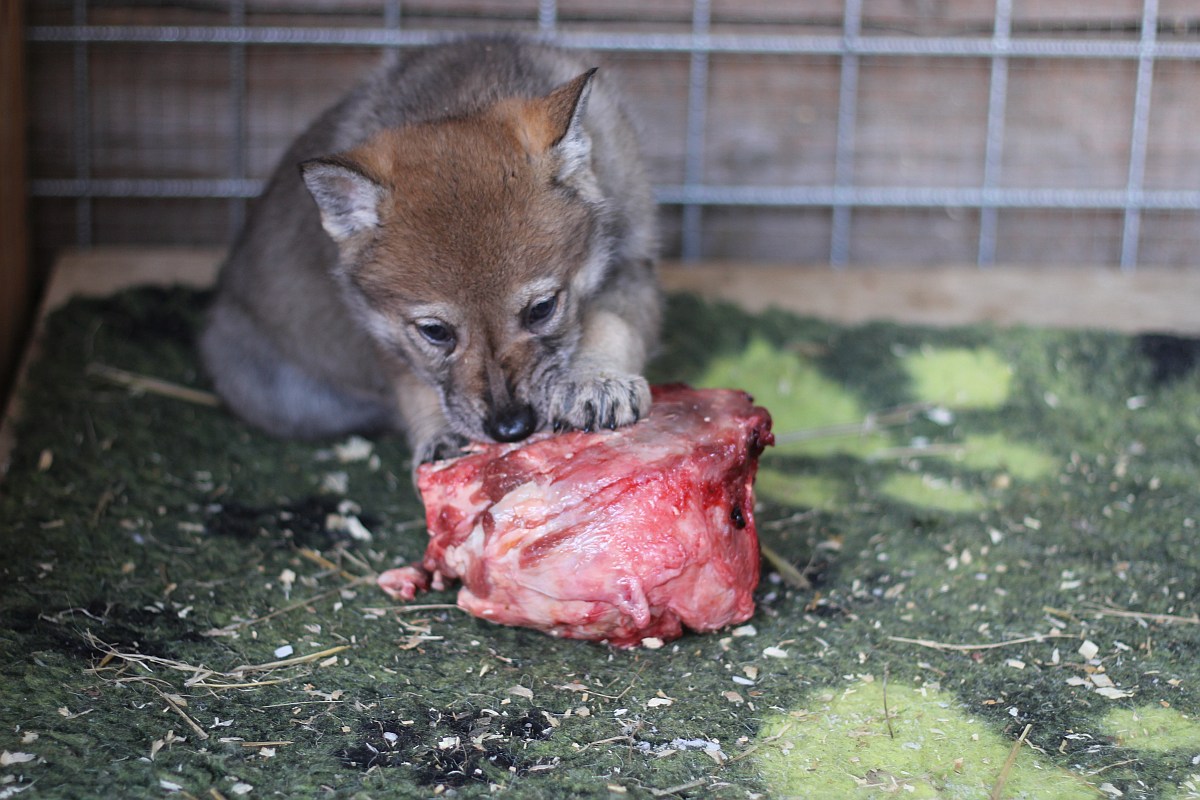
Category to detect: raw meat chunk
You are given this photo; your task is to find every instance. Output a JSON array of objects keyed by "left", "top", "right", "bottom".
[{"left": 378, "top": 384, "right": 773, "bottom": 647}]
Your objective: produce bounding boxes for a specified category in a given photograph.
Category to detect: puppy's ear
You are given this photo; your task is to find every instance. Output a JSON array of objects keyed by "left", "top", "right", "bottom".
[
  {"left": 299, "top": 157, "right": 384, "bottom": 242},
  {"left": 544, "top": 68, "right": 597, "bottom": 175},
  {"left": 518, "top": 68, "right": 597, "bottom": 180}
]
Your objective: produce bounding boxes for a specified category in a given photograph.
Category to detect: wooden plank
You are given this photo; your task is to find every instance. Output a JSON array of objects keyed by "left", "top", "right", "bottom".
[
  {"left": 1, "top": 0, "right": 31, "bottom": 412},
  {"left": 660, "top": 262, "right": 1200, "bottom": 334},
  {"left": 29, "top": 246, "right": 1200, "bottom": 336}
]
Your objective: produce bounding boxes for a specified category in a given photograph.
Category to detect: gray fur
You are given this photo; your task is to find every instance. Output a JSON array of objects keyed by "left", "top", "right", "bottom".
[{"left": 200, "top": 37, "right": 660, "bottom": 456}]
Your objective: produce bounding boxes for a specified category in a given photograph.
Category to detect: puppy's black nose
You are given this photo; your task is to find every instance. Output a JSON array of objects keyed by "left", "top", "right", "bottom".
[{"left": 487, "top": 403, "right": 537, "bottom": 442}]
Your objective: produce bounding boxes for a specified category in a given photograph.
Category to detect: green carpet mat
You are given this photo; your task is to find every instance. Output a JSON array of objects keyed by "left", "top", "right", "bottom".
[{"left": 2, "top": 287, "right": 1199, "bottom": 799}]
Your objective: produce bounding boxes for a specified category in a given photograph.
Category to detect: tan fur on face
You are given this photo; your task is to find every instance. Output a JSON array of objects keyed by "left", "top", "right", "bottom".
[{"left": 340, "top": 96, "right": 598, "bottom": 440}]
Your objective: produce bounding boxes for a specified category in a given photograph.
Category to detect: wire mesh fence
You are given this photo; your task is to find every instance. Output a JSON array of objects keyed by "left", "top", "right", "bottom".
[{"left": 24, "top": 0, "right": 1200, "bottom": 270}]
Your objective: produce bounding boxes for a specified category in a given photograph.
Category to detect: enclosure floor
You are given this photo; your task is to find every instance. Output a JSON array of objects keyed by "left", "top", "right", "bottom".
[{"left": 3, "top": 251, "right": 1200, "bottom": 798}]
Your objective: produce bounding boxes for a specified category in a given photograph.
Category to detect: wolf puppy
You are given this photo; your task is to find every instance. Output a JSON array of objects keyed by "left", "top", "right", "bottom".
[{"left": 200, "top": 38, "right": 660, "bottom": 464}]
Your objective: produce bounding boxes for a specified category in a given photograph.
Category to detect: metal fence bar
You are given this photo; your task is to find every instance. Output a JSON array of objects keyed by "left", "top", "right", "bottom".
[
  {"left": 653, "top": 185, "right": 1200, "bottom": 210},
  {"left": 538, "top": 0, "right": 557, "bottom": 34},
  {"left": 1120, "top": 0, "right": 1159, "bottom": 271},
  {"left": 977, "top": 0, "right": 1012, "bottom": 267},
  {"left": 71, "top": 0, "right": 91, "bottom": 246},
  {"left": 36, "top": 178, "right": 1200, "bottom": 212},
  {"left": 33, "top": 178, "right": 264, "bottom": 198},
  {"left": 228, "top": 0, "right": 247, "bottom": 236},
  {"left": 28, "top": 26, "right": 1200, "bottom": 60},
  {"left": 680, "top": 0, "right": 711, "bottom": 262},
  {"left": 383, "top": 0, "right": 401, "bottom": 31},
  {"left": 829, "top": 0, "right": 862, "bottom": 267}
]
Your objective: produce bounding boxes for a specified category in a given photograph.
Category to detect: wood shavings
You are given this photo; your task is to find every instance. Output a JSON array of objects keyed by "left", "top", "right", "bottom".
[
  {"left": 0, "top": 753, "right": 35, "bottom": 766},
  {"left": 650, "top": 777, "right": 708, "bottom": 797},
  {"left": 277, "top": 569, "right": 297, "bottom": 598},
  {"left": 1066, "top": 672, "right": 1133, "bottom": 700},
  {"left": 86, "top": 362, "right": 220, "bottom": 407},
  {"left": 1083, "top": 604, "right": 1200, "bottom": 626},
  {"left": 989, "top": 723, "right": 1032, "bottom": 800},
  {"left": 149, "top": 683, "right": 209, "bottom": 741},
  {"left": 508, "top": 685, "right": 533, "bottom": 700},
  {"left": 320, "top": 472, "right": 350, "bottom": 495},
  {"left": 1078, "top": 640, "right": 1100, "bottom": 660},
  {"left": 888, "top": 631, "right": 1073, "bottom": 652},
  {"left": 231, "top": 645, "right": 349, "bottom": 674},
  {"left": 333, "top": 435, "right": 374, "bottom": 463},
  {"left": 55, "top": 707, "right": 93, "bottom": 719},
  {"left": 577, "top": 735, "right": 634, "bottom": 753},
  {"left": 149, "top": 730, "right": 183, "bottom": 761},
  {"left": 204, "top": 576, "right": 374, "bottom": 637},
  {"left": 759, "top": 542, "right": 812, "bottom": 590},
  {"left": 556, "top": 681, "right": 589, "bottom": 693},
  {"left": 324, "top": 510, "right": 372, "bottom": 541}
]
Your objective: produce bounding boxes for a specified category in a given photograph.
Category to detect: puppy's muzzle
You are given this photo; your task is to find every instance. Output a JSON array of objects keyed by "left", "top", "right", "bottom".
[{"left": 486, "top": 403, "right": 537, "bottom": 443}]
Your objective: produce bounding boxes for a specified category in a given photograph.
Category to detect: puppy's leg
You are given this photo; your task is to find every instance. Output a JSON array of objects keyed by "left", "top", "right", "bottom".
[
  {"left": 544, "top": 307, "right": 652, "bottom": 432},
  {"left": 201, "top": 300, "right": 391, "bottom": 439},
  {"left": 395, "top": 371, "right": 468, "bottom": 465}
]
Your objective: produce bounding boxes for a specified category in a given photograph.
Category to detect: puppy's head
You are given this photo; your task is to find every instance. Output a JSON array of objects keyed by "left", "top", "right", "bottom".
[{"left": 301, "top": 70, "right": 607, "bottom": 443}]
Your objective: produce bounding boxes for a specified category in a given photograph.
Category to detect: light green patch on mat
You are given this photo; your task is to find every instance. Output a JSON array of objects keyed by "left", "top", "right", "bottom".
[
  {"left": 697, "top": 336, "right": 889, "bottom": 456},
  {"left": 756, "top": 681, "right": 1097, "bottom": 799},
  {"left": 903, "top": 346, "right": 1013, "bottom": 409},
  {"left": 1101, "top": 705, "right": 1200, "bottom": 753},
  {"left": 957, "top": 432, "right": 1059, "bottom": 481},
  {"left": 755, "top": 468, "right": 847, "bottom": 510},
  {"left": 879, "top": 472, "right": 989, "bottom": 513}
]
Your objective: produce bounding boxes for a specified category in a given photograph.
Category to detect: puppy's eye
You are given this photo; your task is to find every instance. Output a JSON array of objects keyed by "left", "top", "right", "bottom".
[
  {"left": 525, "top": 294, "right": 559, "bottom": 327},
  {"left": 416, "top": 320, "right": 455, "bottom": 347}
]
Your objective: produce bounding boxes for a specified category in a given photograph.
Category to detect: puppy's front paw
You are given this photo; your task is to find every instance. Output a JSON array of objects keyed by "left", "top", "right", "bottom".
[
  {"left": 414, "top": 429, "right": 471, "bottom": 465},
  {"left": 547, "top": 368, "right": 651, "bottom": 433}
]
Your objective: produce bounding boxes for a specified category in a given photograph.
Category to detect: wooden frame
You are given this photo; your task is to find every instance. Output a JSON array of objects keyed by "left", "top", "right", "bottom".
[{"left": 1, "top": 0, "right": 31, "bottom": 411}]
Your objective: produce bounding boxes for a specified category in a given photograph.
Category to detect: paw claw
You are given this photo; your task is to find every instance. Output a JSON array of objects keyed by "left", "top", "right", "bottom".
[{"left": 541, "top": 367, "right": 650, "bottom": 437}]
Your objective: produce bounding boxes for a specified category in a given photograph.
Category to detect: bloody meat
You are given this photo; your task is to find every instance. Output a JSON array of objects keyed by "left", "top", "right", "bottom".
[{"left": 378, "top": 384, "right": 773, "bottom": 647}]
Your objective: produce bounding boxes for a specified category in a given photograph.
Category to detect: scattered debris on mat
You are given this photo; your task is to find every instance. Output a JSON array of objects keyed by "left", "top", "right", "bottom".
[{"left": 2, "top": 288, "right": 1199, "bottom": 798}]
